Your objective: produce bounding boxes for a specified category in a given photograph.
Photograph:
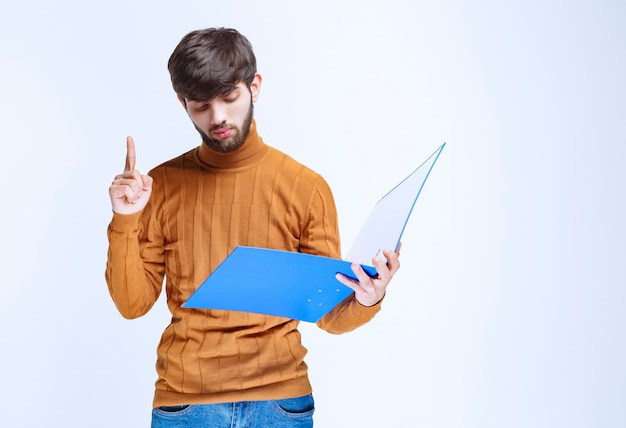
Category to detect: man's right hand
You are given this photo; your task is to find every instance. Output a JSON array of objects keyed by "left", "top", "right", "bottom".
[{"left": 109, "top": 136, "right": 153, "bottom": 214}]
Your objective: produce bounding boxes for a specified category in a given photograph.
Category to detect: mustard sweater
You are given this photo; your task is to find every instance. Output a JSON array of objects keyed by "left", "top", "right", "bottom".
[{"left": 105, "top": 121, "right": 381, "bottom": 408}]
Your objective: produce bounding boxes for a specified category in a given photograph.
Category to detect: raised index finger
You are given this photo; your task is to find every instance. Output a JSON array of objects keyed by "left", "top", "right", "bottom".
[{"left": 124, "top": 136, "right": 136, "bottom": 172}]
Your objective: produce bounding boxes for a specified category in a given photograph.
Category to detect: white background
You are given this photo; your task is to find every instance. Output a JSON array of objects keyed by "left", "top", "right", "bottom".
[{"left": 1, "top": 1, "right": 624, "bottom": 427}]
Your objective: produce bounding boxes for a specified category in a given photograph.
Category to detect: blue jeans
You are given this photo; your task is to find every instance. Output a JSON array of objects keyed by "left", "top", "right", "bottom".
[{"left": 151, "top": 394, "right": 315, "bottom": 428}]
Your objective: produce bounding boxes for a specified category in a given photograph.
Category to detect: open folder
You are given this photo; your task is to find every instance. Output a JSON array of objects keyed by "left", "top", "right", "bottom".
[{"left": 183, "top": 143, "right": 446, "bottom": 322}]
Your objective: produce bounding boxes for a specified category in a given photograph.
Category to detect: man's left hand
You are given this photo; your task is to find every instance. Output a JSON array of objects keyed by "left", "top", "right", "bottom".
[{"left": 335, "top": 245, "right": 401, "bottom": 307}]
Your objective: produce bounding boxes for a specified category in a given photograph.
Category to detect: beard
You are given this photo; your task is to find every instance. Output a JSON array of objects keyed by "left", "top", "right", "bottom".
[{"left": 195, "top": 101, "right": 254, "bottom": 153}]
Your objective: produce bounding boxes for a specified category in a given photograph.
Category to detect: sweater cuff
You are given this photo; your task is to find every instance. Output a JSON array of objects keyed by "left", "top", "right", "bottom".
[
  {"left": 109, "top": 211, "right": 142, "bottom": 232},
  {"left": 355, "top": 293, "right": 385, "bottom": 314}
]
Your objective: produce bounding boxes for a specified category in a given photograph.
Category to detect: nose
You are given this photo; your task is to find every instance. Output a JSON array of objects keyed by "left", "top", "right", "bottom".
[{"left": 208, "top": 101, "right": 228, "bottom": 127}]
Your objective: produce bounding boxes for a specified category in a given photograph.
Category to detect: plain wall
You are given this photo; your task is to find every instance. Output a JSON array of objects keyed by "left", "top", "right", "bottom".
[{"left": 1, "top": 1, "right": 624, "bottom": 427}]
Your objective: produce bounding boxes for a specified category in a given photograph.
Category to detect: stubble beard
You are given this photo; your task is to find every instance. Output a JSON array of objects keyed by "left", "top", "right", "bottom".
[{"left": 196, "top": 101, "right": 254, "bottom": 153}]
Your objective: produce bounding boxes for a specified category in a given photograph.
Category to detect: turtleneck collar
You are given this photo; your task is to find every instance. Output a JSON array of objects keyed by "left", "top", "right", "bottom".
[{"left": 196, "top": 120, "right": 269, "bottom": 170}]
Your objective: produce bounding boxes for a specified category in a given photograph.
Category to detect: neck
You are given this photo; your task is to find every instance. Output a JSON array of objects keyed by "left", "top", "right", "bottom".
[{"left": 196, "top": 120, "right": 268, "bottom": 169}]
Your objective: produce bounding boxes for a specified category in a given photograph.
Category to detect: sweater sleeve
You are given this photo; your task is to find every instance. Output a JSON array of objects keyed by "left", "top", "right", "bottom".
[
  {"left": 316, "top": 295, "right": 383, "bottom": 334},
  {"left": 105, "top": 201, "right": 165, "bottom": 319},
  {"left": 299, "top": 176, "right": 382, "bottom": 334}
]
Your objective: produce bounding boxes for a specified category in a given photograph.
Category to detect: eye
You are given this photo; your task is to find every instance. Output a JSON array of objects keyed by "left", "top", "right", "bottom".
[{"left": 222, "top": 90, "right": 240, "bottom": 103}]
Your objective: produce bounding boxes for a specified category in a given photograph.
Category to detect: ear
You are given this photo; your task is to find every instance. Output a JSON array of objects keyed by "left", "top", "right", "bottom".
[
  {"left": 176, "top": 94, "right": 188, "bottom": 110},
  {"left": 249, "top": 73, "right": 262, "bottom": 102}
]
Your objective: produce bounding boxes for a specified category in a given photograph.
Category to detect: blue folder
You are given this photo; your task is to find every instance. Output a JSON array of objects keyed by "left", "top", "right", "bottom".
[{"left": 183, "top": 143, "right": 446, "bottom": 322}]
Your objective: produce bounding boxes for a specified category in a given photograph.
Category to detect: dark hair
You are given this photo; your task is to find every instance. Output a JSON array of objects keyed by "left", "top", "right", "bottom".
[{"left": 167, "top": 28, "right": 257, "bottom": 101}]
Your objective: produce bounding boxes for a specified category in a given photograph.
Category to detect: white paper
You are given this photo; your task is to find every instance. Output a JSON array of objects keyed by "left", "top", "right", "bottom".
[{"left": 345, "top": 143, "right": 445, "bottom": 265}]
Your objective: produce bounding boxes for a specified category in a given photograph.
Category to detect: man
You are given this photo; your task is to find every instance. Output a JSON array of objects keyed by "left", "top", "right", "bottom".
[{"left": 106, "top": 27, "right": 400, "bottom": 427}]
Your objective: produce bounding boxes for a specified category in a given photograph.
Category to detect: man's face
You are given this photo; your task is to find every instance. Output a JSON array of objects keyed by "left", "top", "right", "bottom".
[{"left": 182, "top": 75, "right": 261, "bottom": 153}]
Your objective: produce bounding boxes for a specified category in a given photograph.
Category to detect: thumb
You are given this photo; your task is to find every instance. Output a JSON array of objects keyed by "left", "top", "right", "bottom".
[{"left": 141, "top": 174, "right": 153, "bottom": 192}]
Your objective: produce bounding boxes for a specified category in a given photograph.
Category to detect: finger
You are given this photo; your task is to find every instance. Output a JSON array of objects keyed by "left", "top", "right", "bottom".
[
  {"left": 350, "top": 263, "right": 377, "bottom": 288},
  {"left": 335, "top": 269, "right": 370, "bottom": 296},
  {"left": 345, "top": 263, "right": 387, "bottom": 307},
  {"left": 141, "top": 174, "right": 153, "bottom": 192},
  {"left": 124, "top": 136, "right": 136, "bottom": 172},
  {"left": 371, "top": 256, "right": 392, "bottom": 283},
  {"left": 112, "top": 170, "right": 143, "bottom": 189},
  {"left": 382, "top": 249, "right": 401, "bottom": 275},
  {"left": 335, "top": 272, "right": 359, "bottom": 290},
  {"left": 110, "top": 177, "right": 140, "bottom": 201}
]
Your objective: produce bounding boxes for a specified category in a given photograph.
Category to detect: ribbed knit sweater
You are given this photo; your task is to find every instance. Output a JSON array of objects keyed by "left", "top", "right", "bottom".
[{"left": 105, "top": 121, "right": 382, "bottom": 408}]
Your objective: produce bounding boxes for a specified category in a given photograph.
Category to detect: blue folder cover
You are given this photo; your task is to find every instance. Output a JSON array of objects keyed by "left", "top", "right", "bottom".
[
  {"left": 183, "top": 143, "right": 445, "bottom": 322},
  {"left": 184, "top": 247, "right": 362, "bottom": 322}
]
